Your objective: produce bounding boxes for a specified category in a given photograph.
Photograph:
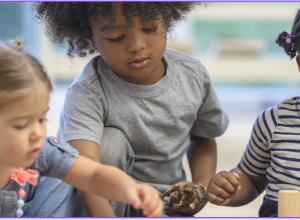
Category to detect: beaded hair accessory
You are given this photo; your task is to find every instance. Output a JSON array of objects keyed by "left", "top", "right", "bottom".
[
  {"left": 10, "top": 167, "right": 39, "bottom": 217},
  {"left": 286, "top": 33, "right": 292, "bottom": 44}
]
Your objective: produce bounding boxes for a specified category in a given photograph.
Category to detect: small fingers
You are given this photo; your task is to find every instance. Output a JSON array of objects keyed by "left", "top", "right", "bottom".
[
  {"left": 189, "top": 202, "right": 195, "bottom": 210},
  {"left": 140, "top": 185, "right": 163, "bottom": 217},
  {"left": 219, "top": 172, "right": 240, "bottom": 193},
  {"left": 208, "top": 182, "right": 232, "bottom": 200},
  {"left": 146, "top": 198, "right": 164, "bottom": 217},
  {"left": 141, "top": 188, "right": 155, "bottom": 215},
  {"left": 126, "top": 184, "right": 142, "bottom": 209},
  {"left": 173, "top": 199, "right": 202, "bottom": 215},
  {"left": 233, "top": 169, "right": 242, "bottom": 180},
  {"left": 207, "top": 191, "right": 229, "bottom": 205}
]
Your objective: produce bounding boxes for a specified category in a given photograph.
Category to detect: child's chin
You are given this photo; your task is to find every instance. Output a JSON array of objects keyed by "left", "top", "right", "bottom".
[{"left": 19, "top": 159, "right": 35, "bottom": 168}]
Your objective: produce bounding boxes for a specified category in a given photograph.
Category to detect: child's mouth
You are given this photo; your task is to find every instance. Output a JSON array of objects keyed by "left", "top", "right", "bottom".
[
  {"left": 29, "top": 148, "right": 41, "bottom": 157},
  {"left": 129, "top": 58, "right": 149, "bottom": 69}
]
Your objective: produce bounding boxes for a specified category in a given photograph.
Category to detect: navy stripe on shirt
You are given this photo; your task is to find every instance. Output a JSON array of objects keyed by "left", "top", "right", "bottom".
[
  {"left": 277, "top": 123, "right": 300, "bottom": 127},
  {"left": 271, "top": 167, "right": 300, "bottom": 181},
  {"left": 262, "top": 110, "right": 272, "bottom": 139},
  {"left": 272, "top": 159, "right": 300, "bottom": 171},
  {"left": 273, "top": 131, "right": 300, "bottom": 135},
  {"left": 267, "top": 186, "right": 279, "bottom": 193},
  {"left": 269, "top": 148, "right": 300, "bottom": 153},
  {"left": 241, "top": 160, "right": 265, "bottom": 176},
  {"left": 271, "top": 139, "right": 300, "bottom": 143},
  {"left": 279, "top": 107, "right": 299, "bottom": 112},
  {"left": 273, "top": 154, "right": 300, "bottom": 163},
  {"left": 256, "top": 114, "right": 268, "bottom": 142},
  {"left": 244, "top": 152, "right": 267, "bottom": 170},
  {"left": 270, "top": 107, "right": 277, "bottom": 127},
  {"left": 247, "top": 145, "right": 270, "bottom": 164}
]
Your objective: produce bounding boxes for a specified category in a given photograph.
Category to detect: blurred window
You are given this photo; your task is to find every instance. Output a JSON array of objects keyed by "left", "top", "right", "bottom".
[
  {"left": 194, "top": 20, "right": 292, "bottom": 55},
  {"left": 0, "top": 3, "right": 25, "bottom": 41}
]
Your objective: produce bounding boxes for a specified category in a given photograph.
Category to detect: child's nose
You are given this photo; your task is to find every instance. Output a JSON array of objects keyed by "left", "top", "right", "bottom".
[
  {"left": 30, "top": 123, "right": 44, "bottom": 141},
  {"left": 126, "top": 33, "right": 146, "bottom": 53}
]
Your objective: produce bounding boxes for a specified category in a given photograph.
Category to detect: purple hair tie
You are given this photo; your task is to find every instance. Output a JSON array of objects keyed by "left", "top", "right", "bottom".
[{"left": 286, "top": 33, "right": 292, "bottom": 44}]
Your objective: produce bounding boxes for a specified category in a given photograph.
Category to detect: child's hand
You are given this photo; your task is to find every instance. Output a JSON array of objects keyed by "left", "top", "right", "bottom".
[
  {"left": 125, "top": 183, "right": 163, "bottom": 217},
  {"left": 207, "top": 170, "right": 242, "bottom": 206},
  {"left": 167, "top": 193, "right": 205, "bottom": 215}
]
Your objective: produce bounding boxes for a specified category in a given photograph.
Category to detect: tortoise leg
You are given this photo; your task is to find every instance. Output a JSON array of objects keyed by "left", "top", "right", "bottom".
[
  {"left": 161, "top": 185, "right": 179, "bottom": 200},
  {"left": 168, "top": 193, "right": 194, "bottom": 215}
]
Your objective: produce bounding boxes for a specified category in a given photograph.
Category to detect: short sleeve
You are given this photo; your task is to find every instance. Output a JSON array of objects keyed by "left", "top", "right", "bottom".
[
  {"left": 57, "top": 82, "right": 105, "bottom": 147},
  {"left": 35, "top": 137, "right": 79, "bottom": 179},
  {"left": 239, "top": 105, "right": 278, "bottom": 176},
  {"left": 191, "top": 67, "right": 229, "bottom": 138}
]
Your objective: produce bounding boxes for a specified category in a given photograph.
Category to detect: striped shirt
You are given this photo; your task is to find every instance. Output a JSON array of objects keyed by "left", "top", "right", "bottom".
[{"left": 240, "top": 97, "right": 300, "bottom": 201}]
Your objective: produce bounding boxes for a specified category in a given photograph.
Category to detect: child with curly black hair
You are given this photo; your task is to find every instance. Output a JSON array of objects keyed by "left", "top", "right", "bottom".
[
  {"left": 206, "top": 7, "right": 300, "bottom": 217},
  {"left": 32, "top": 2, "right": 229, "bottom": 217}
]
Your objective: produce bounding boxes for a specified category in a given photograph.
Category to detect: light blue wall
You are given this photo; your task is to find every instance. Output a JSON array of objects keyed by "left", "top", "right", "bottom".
[{"left": 0, "top": 2, "right": 43, "bottom": 62}]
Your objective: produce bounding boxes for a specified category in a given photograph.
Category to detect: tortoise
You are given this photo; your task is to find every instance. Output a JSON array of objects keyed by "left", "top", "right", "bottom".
[{"left": 161, "top": 181, "right": 207, "bottom": 215}]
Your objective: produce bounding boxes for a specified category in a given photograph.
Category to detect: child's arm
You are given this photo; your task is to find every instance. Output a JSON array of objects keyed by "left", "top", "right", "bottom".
[
  {"left": 207, "top": 105, "right": 277, "bottom": 207},
  {"left": 68, "top": 140, "right": 116, "bottom": 217},
  {"left": 207, "top": 166, "right": 268, "bottom": 206},
  {"left": 187, "top": 135, "right": 217, "bottom": 212},
  {"left": 62, "top": 154, "right": 163, "bottom": 217}
]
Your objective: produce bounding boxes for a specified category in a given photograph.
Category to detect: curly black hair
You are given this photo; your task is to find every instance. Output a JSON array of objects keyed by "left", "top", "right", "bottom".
[
  {"left": 32, "top": 2, "right": 206, "bottom": 57},
  {"left": 276, "top": 8, "right": 300, "bottom": 59}
]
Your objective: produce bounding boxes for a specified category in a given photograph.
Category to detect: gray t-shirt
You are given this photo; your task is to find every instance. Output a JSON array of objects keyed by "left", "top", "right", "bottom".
[
  {"left": 0, "top": 137, "right": 78, "bottom": 217},
  {"left": 58, "top": 49, "right": 229, "bottom": 192}
]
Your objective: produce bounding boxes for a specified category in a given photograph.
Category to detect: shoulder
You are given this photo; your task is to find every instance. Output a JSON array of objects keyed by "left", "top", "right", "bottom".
[
  {"left": 263, "top": 96, "right": 300, "bottom": 118},
  {"left": 277, "top": 96, "right": 300, "bottom": 118},
  {"left": 255, "top": 96, "right": 300, "bottom": 134},
  {"left": 279, "top": 96, "right": 300, "bottom": 107},
  {"left": 42, "top": 137, "right": 79, "bottom": 158},
  {"left": 34, "top": 137, "right": 79, "bottom": 177},
  {"left": 164, "top": 48, "right": 200, "bottom": 64},
  {"left": 164, "top": 49, "right": 210, "bottom": 82},
  {"left": 67, "top": 56, "right": 103, "bottom": 96}
]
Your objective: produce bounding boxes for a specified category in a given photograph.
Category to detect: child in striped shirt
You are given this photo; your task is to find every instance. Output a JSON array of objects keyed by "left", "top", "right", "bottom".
[{"left": 206, "top": 8, "right": 300, "bottom": 217}]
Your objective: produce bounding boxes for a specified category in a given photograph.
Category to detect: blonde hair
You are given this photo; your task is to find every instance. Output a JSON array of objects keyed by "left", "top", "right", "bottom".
[{"left": 0, "top": 41, "right": 52, "bottom": 110}]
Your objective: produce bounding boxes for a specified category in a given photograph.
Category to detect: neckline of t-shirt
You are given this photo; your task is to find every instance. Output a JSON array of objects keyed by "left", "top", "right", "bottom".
[{"left": 97, "top": 53, "right": 174, "bottom": 98}]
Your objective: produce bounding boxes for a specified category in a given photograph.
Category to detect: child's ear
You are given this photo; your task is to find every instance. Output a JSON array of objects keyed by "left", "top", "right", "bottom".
[
  {"left": 84, "top": 33, "right": 97, "bottom": 51},
  {"left": 296, "top": 53, "right": 300, "bottom": 72}
]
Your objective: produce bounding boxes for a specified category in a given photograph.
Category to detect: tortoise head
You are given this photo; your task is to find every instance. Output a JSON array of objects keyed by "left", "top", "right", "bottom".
[{"left": 194, "top": 183, "right": 207, "bottom": 203}]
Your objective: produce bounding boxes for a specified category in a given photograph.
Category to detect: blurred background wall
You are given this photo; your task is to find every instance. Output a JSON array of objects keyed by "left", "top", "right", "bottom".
[{"left": 1, "top": 2, "right": 300, "bottom": 217}]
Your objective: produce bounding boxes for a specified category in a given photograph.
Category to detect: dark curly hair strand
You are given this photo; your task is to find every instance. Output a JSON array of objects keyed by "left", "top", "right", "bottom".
[
  {"left": 276, "top": 9, "right": 300, "bottom": 59},
  {"left": 31, "top": 2, "right": 206, "bottom": 57}
]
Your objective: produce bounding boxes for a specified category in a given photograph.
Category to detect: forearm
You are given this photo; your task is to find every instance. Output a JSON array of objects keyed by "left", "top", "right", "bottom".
[
  {"left": 187, "top": 136, "right": 217, "bottom": 212},
  {"left": 77, "top": 190, "right": 116, "bottom": 217},
  {"left": 63, "top": 156, "right": 137, "bottom": 203},
  {"left": 187, "top": 137, "right": 217, "bottom": 186},
  {"left": 226, "top": 167, "right": 266, "bottom": 206},
  {"left": 68, "top": 140, "right": 115, "bottom": 217},
  {"left": 88, "top": 163, "right": 137, "bottom": 203}
]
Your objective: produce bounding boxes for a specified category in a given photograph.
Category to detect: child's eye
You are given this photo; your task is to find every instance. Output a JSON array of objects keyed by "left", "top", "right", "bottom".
[
  {"left": 106, "top": 35, "right": 125, "bottom": 43},
  {"left": 143, "top": 27, "right": 158, "bottom": 34},
  {"left": 14, "top": 124, "right": 28, "bottom": 130},
  {"left": 39, "top": 118, "right": 48, "bottom": 123}
]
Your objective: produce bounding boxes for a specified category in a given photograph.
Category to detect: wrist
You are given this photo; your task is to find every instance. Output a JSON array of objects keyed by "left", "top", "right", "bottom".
[
  {"left": 125, "top": 183, "right": 138, "bottom": 192},
  {"left": 229, "top": 167, "right": 240, "bottom": 173},
  {"left": 124, "top": 183, "right": 138, "bottom": 200}
]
